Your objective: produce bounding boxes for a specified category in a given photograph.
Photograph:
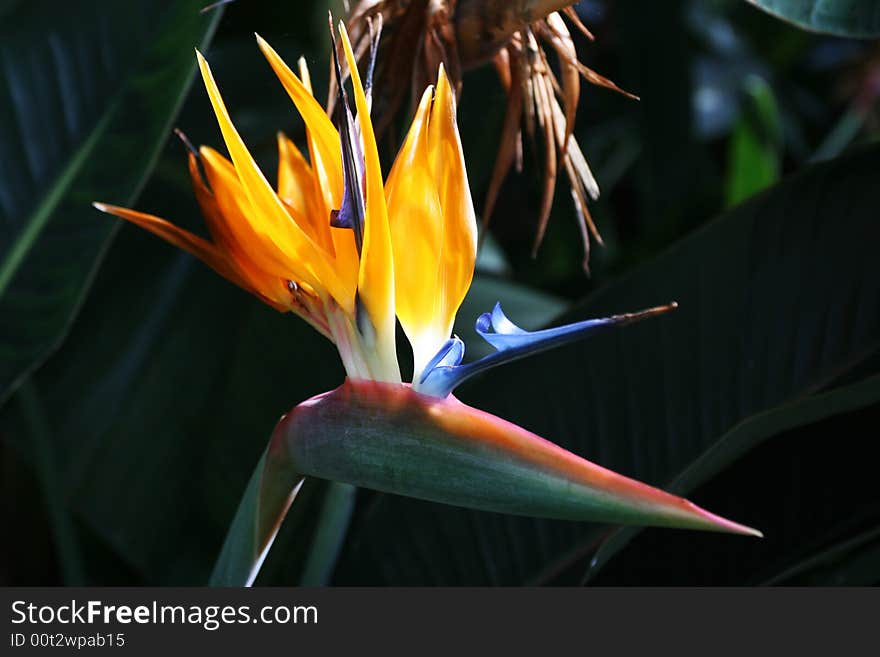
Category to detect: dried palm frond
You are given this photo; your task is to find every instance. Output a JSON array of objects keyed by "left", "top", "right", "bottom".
[{"left": 343, "top": 0, "right": 636, "bottom": 270}]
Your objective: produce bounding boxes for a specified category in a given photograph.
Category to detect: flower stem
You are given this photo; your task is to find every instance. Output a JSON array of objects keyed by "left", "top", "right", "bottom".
[{"left": 299, "top": 482, "right": 357, "bottom": 585}]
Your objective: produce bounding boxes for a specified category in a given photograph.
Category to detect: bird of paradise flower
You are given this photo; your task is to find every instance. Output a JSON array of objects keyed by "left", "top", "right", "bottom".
[{"left": 94, "top": 21, "right": 759, "bottom": 586}]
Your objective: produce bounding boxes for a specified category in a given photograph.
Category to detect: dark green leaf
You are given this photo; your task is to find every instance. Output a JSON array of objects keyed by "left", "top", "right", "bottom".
[
  {"left": 0, "top": 0, "right": 222, "bottom": 404},
  {"left": 744, "top": 0, "right": 880, "bottom": 37}
]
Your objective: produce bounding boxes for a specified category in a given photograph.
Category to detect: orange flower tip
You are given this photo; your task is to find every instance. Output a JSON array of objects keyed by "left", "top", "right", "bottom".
[
  {"left": 636, "top": 301, "right": 678, "bottom": 319},
  {"left": 92, "top": 202, "right": 109, "bottom": 213},
  {"left": 598, "top": 302, "right": 678, "bottom": 327}
]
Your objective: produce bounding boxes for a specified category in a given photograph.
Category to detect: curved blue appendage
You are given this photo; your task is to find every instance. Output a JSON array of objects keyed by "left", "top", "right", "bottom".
[
  {"left": 418, "top": 302, "right": 677, "bottom": 398},
  {"left": 474, "top": 302, "right": 641, "bottom": 354}
]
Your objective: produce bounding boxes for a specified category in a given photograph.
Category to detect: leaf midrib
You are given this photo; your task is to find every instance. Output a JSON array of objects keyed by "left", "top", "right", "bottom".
[{"left": 0, "top": 101, "right": 117, "bottom": 295}]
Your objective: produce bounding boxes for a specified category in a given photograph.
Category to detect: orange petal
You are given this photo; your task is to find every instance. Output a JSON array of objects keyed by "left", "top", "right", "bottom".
[
  {"left": 199, "top": 147, "right": 301, "bottom": 281},
  {"left": 275, "top": 132, "right": 332, "bottom": 250},
  {"left": 256, "top": 39, "right": 359, "bottom": 299},
  {"left": 276, "top": 132, "right": 315, "bottom": 222},
  {"left": 275, "top": 133, "right": 358, "bottom": 298},
  {"left": 196, "top": 50, "right": 352, "bottom": 312},
  {"left": 187, "top": 154, "right": 292, "bottom": 310},
  {"left": 256, "top": 37, "right": 343, "bottom": 223},
  {"left": 293, "top": 56, "right": 361, "bottom": 316},
  {"left": 91, "top": 202, "right": 281, "bottom": 308},
  {"left": 294, "top": 56, "right": 357, "bottom": 281}
]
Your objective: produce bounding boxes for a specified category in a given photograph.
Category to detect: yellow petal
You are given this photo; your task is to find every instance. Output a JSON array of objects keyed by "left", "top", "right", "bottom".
[
  {"left": 256, "top": 38, "right": 360, "bottom": 299},
  {"left": 196, "top": 50, "right": 352, "bottom": 312},
  {"left": 386, "top": 66, "right": 478, "bottom": 377},
  {"left": 276, "top": 132, "right": 314, "bottom": 219},
  {"left": 256, "top": 37, "right": 343, "bottom": 222},
  {"left": 427, "top": 65, "right": 478, "bottom": 328},
  {"left": 339, "top": 23, "right": 398, "bottom": 379},
  {"left": 276, "top": 132, "right": 331, "bottom": 250},
  {"left": 276, "top": 133, "right": 359, "bottom": 289},
  {"left": 384, "top": 88, "right": 446, "bottom": 375}
]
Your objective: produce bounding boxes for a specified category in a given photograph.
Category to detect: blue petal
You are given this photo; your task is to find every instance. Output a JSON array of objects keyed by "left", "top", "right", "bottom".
[
  {"left": 418, "top": 302, "right": 677, "bottom": 398},
  {"left": 475, "top": 302, "right": 646, "bottom": 353},
  {"left": 418, "top": 337, "right": 465, "bottom": 393},
  {"left": 420, "top": 337, "right": 465, "bottom": 382},
  {"left": 474, "top": 302, "right": 529, "bottom": 350}
]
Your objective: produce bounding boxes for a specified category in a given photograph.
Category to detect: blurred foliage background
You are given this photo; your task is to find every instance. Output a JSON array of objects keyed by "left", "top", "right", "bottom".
[{"left": 1, "top": 0, "right": 879, "bottom": 585}]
